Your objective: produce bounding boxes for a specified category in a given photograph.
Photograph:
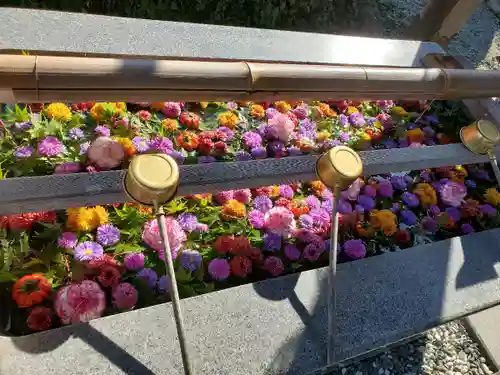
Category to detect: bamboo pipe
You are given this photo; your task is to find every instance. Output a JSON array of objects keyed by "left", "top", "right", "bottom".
[{"left": 1, "top": 54, "right": 500, "bottom": 102}]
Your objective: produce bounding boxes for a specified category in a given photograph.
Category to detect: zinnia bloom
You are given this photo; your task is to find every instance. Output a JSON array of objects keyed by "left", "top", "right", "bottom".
[
  {"left": 46, "top": 102, "right": 72, "bottom": 121},
  {"left": 264, "top": 206, "right": 297, "bottom": 238},
  {"left": 112, "top": 282, "right": 138, "bottom": 310},
  {"left": 440, "top": 181, "right": 467, "bottom": 207},
  {"left": 264, "top": 233, "right": 282, "bottom": 252},
  {"left": 87, "top": 137, "right": 125, "bottom": 170},
  {"left": 400, "top": 210, "right": 418, "bottom": 226},
  {"left": 414, "top": 183, "right": 438, "bottom": 207},
  {"left": 248, "top": 210, "right": 265, "bottom": 229},
  {"left": 208, "top": 259, "right": 230, "bottom": 280},
  {"left": 217, "top": 111, "right": 239, "bottom": 129},
  {"left": 303, "top": 243, "right": 324, "bottom": 261},
  {"left": 124, "top": 252, "right": 145, "bottom": 271},
  {"left": 163, "top": 102, "right": 182, "bottom": 117},
  {"left": 215, "top": 190, "right": 234, "bottom": 205},
  {"left": 402, "top": 192, "right": 420, "bottom": 208},
  {"left": 343, "top": 239, "right": 366, "bottom": 260},
  {"left": 370, "top": 209, "right": 397, "bottom": 236},
  {"left": 177, "top": 131, "right": 199, "bottom": 151},
  {"left": 177, "top": 213, "right": 199, "bottom": 232},
  {"left": 233, "top": 189, "right": 252, "bottom": 204},
  {"left": 74, "top": 241, "right": 104, "bottom": 262},
  {"left": 142, "top": 217, "right": 186, "bottom": 260},
  {"left": 284, "top": 243, "right": 301, "bottom": 261},
  {"left": 264, "top": 256, "right": 285, "bottom": 276},
  {"left": 37, "top": 136, "right": 64, "bottom": 157},
  {"left": 14, "top": 146, "right": 34, "bottom": 159},
  {"left": 12, "top": 273, "right": 52, "bottom": 308},
  {"left": 221, "top": 199, "right": 246, "bottom": 220},
  {"left": 97, "top": 265, "right": 121, "bottom": 288},
  {"left": 27, "top": 307, "right": 52, "bottom": 331},
  {"left": 96, "top": 224, "right": 120, "bottom": 247},
  {"left": 54, "top": 280, "right": 106, "bottom": 325},
  {"left": 230, "top": 256, "right": 252, "bottom": 277},
  {"left": 54, "top": 162, "right": 82, "bottom": 174}
]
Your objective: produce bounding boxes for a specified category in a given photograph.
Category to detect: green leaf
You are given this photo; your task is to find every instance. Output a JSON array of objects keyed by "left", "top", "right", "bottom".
[
  {"left": 175, "top": 267, "right": 194, "bottom": 283},
  {"left": 107, "top": 242, "right": 144, "bottom": 255},
  {"left": 0, "top": 271, "right": 16, "bottom": 282},
  {"left": 177, "top": 284, "right": 197, "bottom": 298}
]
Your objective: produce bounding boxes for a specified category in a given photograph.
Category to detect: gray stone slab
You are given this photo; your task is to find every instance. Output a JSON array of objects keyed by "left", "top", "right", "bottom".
[
  {"left": 3, "top": 229, "right": 500, "bottom": 374},
  {"left": 465, "top": 305, "right": 500, "bottom": 370},
  {"left": 0, "top": 8, "right": 444, "bottom": 67},
  {"left": 0, "top": 143, "right": 492, "bottom": 216}
]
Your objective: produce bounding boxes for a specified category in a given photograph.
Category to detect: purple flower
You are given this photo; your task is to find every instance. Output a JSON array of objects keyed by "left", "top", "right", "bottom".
[
  {"left": 377, "top": 180, "right": 394, "bottom": 198},
  {"left": 157, "top": 275, "right": 170, "bottom": 293},
  {"left": 235, "top": 151, "right": 252, "bottom": 161},
  {"left": 423, "top": 126, "right": 436, "bottom": 137},
  {"left": 303, "top": 243, "right": 324, "bottom": 261},
  {"left": 420, "top": 171, "right": 432, "bottom": 181},
  {"left": 337, "top": 200, "right": 353, "bottom": 214},
  {"left": 445, "top": 207, "right": 461, "bottom": 223},
  {"left": 132, "top": 136, "right": 150, "bottom": 153},
  {"left": 37, "top": 136, "right": 63, "bottom": 157},
  {"left": 309, "top": 208, "right": 331, "bottom": 228},
  {"left": 198, "top": 156, "right": 216, "bottom": 163},
  {"left": 363, "top": 185, "right": 377, "bottom": 197},
  {"left": 208, "top": 259, "right": 230, "bottom": 281},
  {"left": 248, "top": 210, "right": 265, "bottom": 228},
  {"left": 465, "top": 180, "right": 476, "bottom": 189},
  {"left": 349, "top": 112, "right": 365, "bottom": 128},
  {"left": 179, "top": 249, "right": 202, "bottom": 272},
  {"left": 79, "top": 141, "right": 91, "bottom": 155},
  {"left": 168, "top": 150, "right": 185, "bottom": 164},
  {"left": 423, "top": 115, "right": 439, "bottom": 125},
  {"left": 14, "top": 146, "right": 34, "bottom": 159},
  {"left": 242, "top": 131, "right": 262, "bottom": 149},
  {"left": 383, "top": 139, "right": 397, "bottom": 149},
  {"left": 96, "top": 224, "right": 120, "bottom": 247},
  {"left": 74, "top": 241, "right": 104, "bottom": 262},
  {"left": 68, "top": 128, "right": 84, "bottom": 140},
  {"left": 267, "top": 141, "right": 285, "bottom": 157},
  {"left": 94, "top": 125, "right": 110, "bottom": 137},
  {"left": 137, "top": 268, "right": 158, "bottom": 288},
  {"left": 440, "top": 181, "right": 467, "bottom": 208},
  {"left": 461, "top": 223, "right": 474, "bottom": 234},
  {"left": 253, "top": 196, "right": 273, "bottom": 213},
  {"left": 343, "top": 239, "right": 366, "bottom": 260},
  {"left": 284, "top": 243, "right": 301, "bottom": 261},
  {"left": 391, "top": 203, "right": 401, "bottom": 213},
  {"left": 14, "top": 122, "right": 32, "bottom": 131},
  {"left": 427, "top": 205, "right": 441, "bottom": 217},
  {"left": 480, "top": 204, "right": 497, "bottom": 216},
  {"left": 390, "top": 176, "right": 407, "bottom": 191},
  {"left": 357, "top": 195, "right": 375, "bottom": 211},
  {"left": 338, "top": 114, "right": 349, "bottom": 127},
  {"left": 398, "top": 139, "right": 409, "bottom": 148},
  {"left": 258, "top": 123, "right": 279, "bottom": 140},
  {"left": 339, "top": 132, "right": 350, "bottom": 142},
  {"left": 279, "top": 185, "right": 294, "bottom": 199},
  {"left": 266, "top": 108, "right": 278, "bottom": 119},
  {"left": 218, "top": 126, "right": 234, "bottom": 141},
  {"left": 322, "top": 198, "right": 333, "bottom": 212},
  {"left": 305, "top": 195, "right": 321, "bottom": 210},
  {"left": 402, "top": 192, "right": 419, "bottom": 208},
  {"left": 421, "top": 216, "right": 438, "bottom": 233},
  {"left": 194, "top": 223, "right": 208, "bottom": 232},
  {"left": 293, "top": 106, "right": 308, "bottom": 120},
  {"left": 400, "top": 210, "right": 418, "bottom": 226},
  {"left": 124, "top": 253, "right": 145, "bottom": 271},
  {"left": 178, "top": 213, "right": 198, "bottom": 232},
  {"left": 250, "top": 147, "right": 267, "bottom": 159},
  {"left": 295, "top": 229, "right": 322, "bottom": 244},
  {"left": 288, "top": 146, "right": 303, "bottom": 156},
  {"left": 54, "top": 162, "right": 82, "bottom": 174},
  {"left": 299, "top": 214, "right": 314, "bottom": 229},
  {"left": 58, "top": 232, "right": 78, "bottom": 249},
  {"left": 406, "top": 122, "right": 418, "bottom": 130},
  {"left": 264, "top": 233, "right": 282, "bottom": 252},
  {"left": 149, "top": 137, "right": 173, "bottom": 153}
]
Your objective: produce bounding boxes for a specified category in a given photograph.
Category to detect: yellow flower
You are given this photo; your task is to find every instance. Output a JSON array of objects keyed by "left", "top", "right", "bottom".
[
  {"left": 113, "top": 137, "right": 136, "bottom": 157},
  {"left": 250, "top": 104, "right": 265, "bottom": 119},
  {"left": 484, "top": 188, "right": 500, "bottom": 206},
  {"left": 115, "top": 102, "right": 127, "bottom": 116},
  {"left": 370, "top": 209, "right": 397, "bottom": 236},
  {"left": 310, "top": 181, "right": 326, "bottom": 197},
  {"left": 319, "top": 103, "right": 337, "bottom": 118},
  {"left": 46, "top": 103, "right": 72, "bottom": 122},
  {"left": 274, "top": 101, "right": 291, "bottom": 113},
  {"left": 407, "top": 128, "right": 424, "bottom": 143},
  {"left": 391, "top": 106, "right": 407, "bottom": 116},
  {"left": 346, "top": 106, "right": 359, "bottom": 115},
  {"left": 270, "top": 186, "right": 281, "bottom": 198},
  {"left": 310, "top": 106, "right": 323, "bottom": 120},
  {"left": 151, "top": 102, "right": 167, "bottom": 110},
  {"left": 217, "top": 111, "right": 239, "bottom": 129},
  {"left": 454, "top": 165, "right": 468, "bottom": 178},
  {"left": 221, "top": 199, "right": 246, "bottom": 220},
  {"left": 90, "top": 103, "right": 124, "bottom": 121},
  {"left": 414, "top": 183, "right": 437, "bottom": 207},
  {"left": 316, "top": 131, "right": 331, "bottom": 142},
  {"left": 162, "top": 118, "right": 179, "bottom": 132},
  {"left": 92, "top": 206, "right": 109, "bottom": 227},
  {"left": 66, "top": 206, "right": 109, "bottom": 232}
]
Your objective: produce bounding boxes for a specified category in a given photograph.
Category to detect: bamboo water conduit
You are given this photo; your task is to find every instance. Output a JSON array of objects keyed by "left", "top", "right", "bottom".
[{"left": 2, "top": 54, "right": 500, "bottom": 103}]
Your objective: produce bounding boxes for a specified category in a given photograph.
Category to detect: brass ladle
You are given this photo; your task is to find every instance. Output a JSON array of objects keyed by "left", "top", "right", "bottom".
[
  {"left": 124, "top": 153, "right": 193, "bottom": 375},
  {"left": 316, "top": 146, "right": 363, "bottom": 364},
  {"left": 460, "top": 120, "right": 500, "bottom": 185}
]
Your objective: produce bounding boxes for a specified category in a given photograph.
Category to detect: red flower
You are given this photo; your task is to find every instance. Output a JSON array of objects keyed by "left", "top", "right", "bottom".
[
  {"left": 395, "top": 229, "right": 412, "bottom": 244},
  {"left": 8, "top": 213, "right": 39, "bottom": 231},
  {"left": 249, "top": 247, "right": 264, "bottom": 265},
  {"left": 87, "top": 255, "right": 120, "bottom": 270},
  {"left": 27, "top": 307, "right": 52, "bottom": 331},
  {"left": 230, "top": 256, "right": 252, "bottom": 277},
  {"left": 214, "top": 235, "right": 236, "bottom": 255},
  {"left": 198, "top": 138, "right": 214, "bottom": 155},
  {"left": 179, "top": 112, "right": 200, "bottom": 129},
  {"left": 232, "top": 236, "right": 252, "bottom": 256},
  {"left": 137, "top": 110, "right": 152, "bottom": 121},
  {"left": 288, "top": 111, "right": 299, "bottom": 126},
  {"left": 213, "top": 141, "right": 228, "bottom": 155},
  {"left": 97, "top": 265, "right": 121, "bottom": 288},
  {"left": 38, "top": 211, "right": 57, "bottom": 223},
  {"left": 275, "top": 198, "right": 292, "bottom": 210},
  {"left": 252, "top": 186, "right": 273, "bottom": 197},
  {"left": 27, "top": 103, "right": 44, "bottom": 113},
  {"left": 12, "top": 274, "right": 52, "bottom": 308},
  {"left": 71, "top": 104, "right": 80, "bottom": 111}
]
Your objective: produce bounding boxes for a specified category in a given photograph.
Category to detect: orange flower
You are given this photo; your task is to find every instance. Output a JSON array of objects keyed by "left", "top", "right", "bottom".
[
  {"left": 12, "top": 274, "right": 52, "bottom": 308},
  {"left": 291, "top": 199, "right": 310, "bottom": 218},
  {"left": 319, "top": 103, "right": 337, "bottom": 118},
  {"left": 407, "top": 128, "right": 424, "bottom": 144},
  {"left": 152, "top": 102, "right": 167, "bottom": 110},
  {"left": 221, "top": 199, "right": 246, "bottom": 220},
  {"left": 310, "top": 180, "right": 326, "bottom": 196},
  {"left": 177, "top": 131, "right": 199, "bottom": 151},
  {"left": 250, "top": 104, "right": 265, "bottom": 118},
  {"left": 162, "top": 118, "right": 179, "bottom": 132},
  {"left": 269, "top": 186, "right": 281, "bottom": 198},
  {"left": 356, "top": 222, "right": 374, "bottom": 238},
  {"left": 274, "top": 101, "right": 291, "bottom": 113},
  {"left": 370, "top": 209, "right": 397, "bottom": 236},
  {"left": 114, "top": 137, "right": 136, "bottom": 157},
  {"left": 414, "top": 183, "right": 437, "bottom": 207},
  {"left": 217, "top": 111, "right": 239, "bottom": 129}
]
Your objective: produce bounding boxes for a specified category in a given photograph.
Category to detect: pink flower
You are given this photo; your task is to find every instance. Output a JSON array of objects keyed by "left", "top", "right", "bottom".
[
  {"left": 112, "top": 282, "right": 138, "bottom": 310},
  {"left": 264, "top": 256, "right": 284, "bottom": 276},
  {"left": 97, "top": 265, "right": 121, "bottom": 288},
  {"left": 27, "top": 307, "right": 52, "bottom": 331},
  {"left": 54, "top": 280, "right": 106, "bottom": 325},
  {"left": 268, "top": 113, "right": 295, "bottom": 142},
  {"left": 142, "top": 217, "right": 186, "bottom": 260},
  {"left": 233, "top": 189, "right": 252, "bottom": 204},
  {"left": 162, "top": 102, "right": 182, "bottom": 118},
  {"left": 208, "top": 258, "right": 230, "bottom": 280},
  {"left": 264, "top": 206, "right": 296, "bottom": 237},
  {"left": 440, "top": 181, "right": 467, "bottom": 207},
  {"left": 87, "top": 137, "right": 125, "bottom": 170},
  {"left": 341, "top": 178, "right": 365, "bottom": 201},
  {"left": 54, "top": 162, "right": 83, "bottom": 174},
  {"left": 215, "top": 190, "right": 234, "bottom": 205},
  {"left": 293, "top": 106, "right": 308, "bottom": 120},
  {"left": 137, "top": 110, "right": 152, "bottom": 121}
]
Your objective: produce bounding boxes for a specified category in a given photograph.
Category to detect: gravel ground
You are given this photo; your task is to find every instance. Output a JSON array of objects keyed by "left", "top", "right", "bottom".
[{"left": 327, "top": 322, "right": 495, "bottom": 375}]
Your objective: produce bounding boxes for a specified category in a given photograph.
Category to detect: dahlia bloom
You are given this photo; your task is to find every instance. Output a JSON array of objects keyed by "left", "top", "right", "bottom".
[
  {"left": 268, "top": 113, "right": 295, "bottom": 142},
  {"left": 27, "top": 307, "right": 52, "bottom": 331},
  {"left": 142, "top": 217, "right": 186, "bottom": 260},
  {"left": 264, "top": 256, "right": 285, "bottom": 276},
  {"left": 87, "top": 137, "right": 125, "bottom": 170},
  {"left": 264, "top": 207, "right": 296, "bottom": 237},
  {"left": 112, "top": 283, "right": 138, "bottom": 310},
  {"left": 124, "top": 252, "right": 145, "bottom": 271}
]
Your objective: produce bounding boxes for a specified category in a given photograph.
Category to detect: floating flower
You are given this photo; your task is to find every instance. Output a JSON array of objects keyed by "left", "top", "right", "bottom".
[
  {"left": 264, "top": 256, "right": 284, "bottom": 276},
  {"left": 158, "top": 275, "right": 170, "bottom": 294},
  {"left": 14, "top": 146, "right": 34, "bottom": 159},
  {"left": 357, "top": 195, "right": 376, "bottom": 211},
  {"left": 284, "top": 243, "right": 301, "bottom": 261},
  {"left": 250, "top": 104, "right": 265, "bottom": 118},
  {"left": 401, "top": 192, "right": 419, "bottom": 208},
  {"left": 177, "top": 131, "right": 199, "bottom": 151},
  {"left": 149, "top": 137, "right": 174, "bottom": 153},
  {"left": 274, "top": 101, "right": 291, "bottom": 113},
  {"left": 230, "top": 256, "right": 252, "bottom": 277},
  {"left": 162, "top": 102, "right": 182, "bottom": 118},
  {"left": 54, "top": 280, "right": 106, "bottom": 324},
  {"left": 253, "top": 195, "right": 273, "bottom": 213},
  {"left": 96, "top": 224, "right": 120, "bottom": 247},
  {"left": 303, "top": 243, "right": 324, "bottom": 261},
  {"left": 343, "top": 239, "right": 366, "bottom": 260},
  {"left": 12, "top": 273, "right": 52, "bottom": 308},
  {"left": 349, "top": 112, "right": 365, "bottom": 128},
  {"left": 94, "top": 125, "right": 111, "bottom": 137},
  {"left": 440, "top": 181, "right": 467, "bottom": 207},
  {"left": 421, "top": 216, "right": 438, "bottom": 233},
  {"left": 461, "top": 223, "right": 475, "bottom": 235},
  {"left": 74, "top": 241, "right": 104, "bottom": 262},
  {"left": 46, "top": 102, "right": 72, "bottom": 121},
  {"left": 137, "top": 268, "right": 158, "bottom": 288},
  {"left": 407, "top": 128, "right": 424, "bottom": 143},
  {"left": 264, "top": 206, "right": 296, "bottom": 237},
  {"left": 370, "top": 209, "right": 397, "bottom": 236},
  {"left": 37, "top": 136, "right": 64, "bottom": 157},
  {"left": 179, "top": 249, "right": 202, "bottom": 272},
  {"left": 217, "top": 111, "right": 238, "bottom": 129},
  {"left": 67, "top": 206, "right": 109, "bottom": 232},
  {"left": 215, "top": 190, "right": 234, "bottom": 205},
  {"left": 208, "top": 259, "right": 230, "bottom": 280},
  {"left": 233, "top": 189, "right": 252, "bottom": 204},
  {"left": 484, "top": 188, "right": 500, "bottom": 206},
  {"left": 268, "top": 113, "right": 295, "bottom": 142},
  {"left": 27, "top": 307, "right": 52, "bottom": 331},
  {"left": 97, "top": 265, "right": 121, "bottom": 288},
  {"left": 124, "top": 252, "right": 145, "bottom": 271},
  {"left": 177, "top": 213, "right": 198, "bottom": 232},
  {"left": 480, "top": 204, "right": 497, "bottom": 216},
  {"left": 58, "top": 232, "right": 78, "bottom": 249},
  {"left": 112, "top": 283, "right": 138, "bottom": 310},
  {"left": 400, "top": 210, "right": 418, "bottom": 226},
  {"left": 54, "top": 162, "right": 83, "bottom": 174},
  {"left": 242, "top": 131, "right": 262, "bottom": 149},
  {"left": 414, "top": 183, "right": 437, "bottom": 207},
  {"left": 221, "top": 199, "right": 246, "bottom": 220},
  {"left": 142, "top": 217, "right": 186, "bottom": 260},
  {"left": 395, "top": 229, "right": 412, "bottom": 245},
  {"left": 248, "top": 210, "right": 265, "bottom": 228},
  {"left": 87, "top": 137, "right": 125, "bottom": 169},
  {"left": 264, "top": 233, "right": 282, "bottom": 252}
]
